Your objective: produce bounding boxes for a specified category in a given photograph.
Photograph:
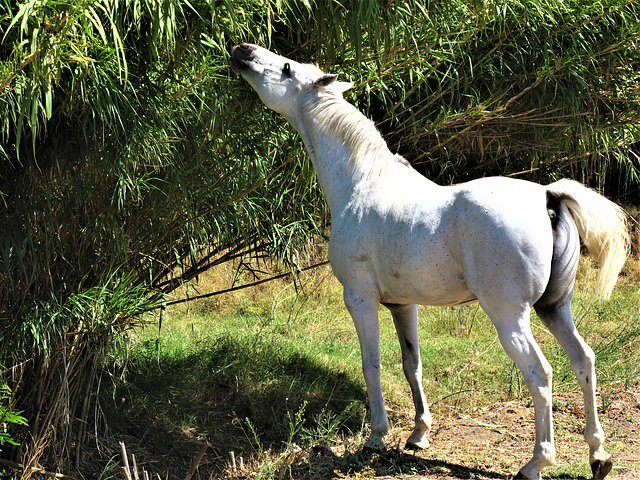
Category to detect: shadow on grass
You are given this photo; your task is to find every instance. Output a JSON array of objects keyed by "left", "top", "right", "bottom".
[{"left": 100, "top": 332, "right": 368, "bottom": 477}]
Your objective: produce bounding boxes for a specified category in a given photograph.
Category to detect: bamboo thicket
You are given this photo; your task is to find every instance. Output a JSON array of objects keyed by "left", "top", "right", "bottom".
[{"left": 1, "top": 0, "right": 639, "bottom": 476}]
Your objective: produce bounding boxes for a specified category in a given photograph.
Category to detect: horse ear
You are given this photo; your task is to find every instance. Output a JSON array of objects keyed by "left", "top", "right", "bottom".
[
  {"left": 315, "top": 74, "right": 354, "bottom": 93},
  {"left": 315, "top": 74, "right": 338, "bottom": 87},
  {"left": 335, "top": 81, "right": 354, "bottom": 92}
]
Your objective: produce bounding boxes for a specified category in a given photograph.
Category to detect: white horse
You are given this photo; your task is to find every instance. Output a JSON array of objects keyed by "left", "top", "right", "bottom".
[{"left": 230, "top": 43, "right": 629, "bottom": 480}]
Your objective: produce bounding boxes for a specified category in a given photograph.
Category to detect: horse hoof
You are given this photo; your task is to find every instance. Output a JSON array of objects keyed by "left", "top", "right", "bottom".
[
  {"left": 591, "top": 455, "right": 613, "bottom": 480},
  {"left": 363, "top": 436, "right": 387, "bottom": 453},
  {"left": 512, "top": 472, "right": 534, "bottom": 480},
  {"left": 405, "top": 437, "right": 430, "bottom": 450}
]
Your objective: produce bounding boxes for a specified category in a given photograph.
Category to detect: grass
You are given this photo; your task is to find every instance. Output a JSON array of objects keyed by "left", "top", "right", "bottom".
[{"left": 100, "top": 253, "right": 640, "bottom": 479}]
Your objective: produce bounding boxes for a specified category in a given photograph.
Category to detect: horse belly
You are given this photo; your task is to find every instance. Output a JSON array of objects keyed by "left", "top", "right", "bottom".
[
  {"left": 329, "top": 228, "right": 475, "bottom": 306},
  {"left": 374, "top": 250, "right": 476, "bottom": 306}
]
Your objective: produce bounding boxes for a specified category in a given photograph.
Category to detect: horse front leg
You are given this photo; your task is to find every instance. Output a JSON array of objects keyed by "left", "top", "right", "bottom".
[
  {"left": 343, "top": 286, "right": 388, "bottom": 451},
  {"left": 386, "top": 303, "right": 432, "bottom": 449}
]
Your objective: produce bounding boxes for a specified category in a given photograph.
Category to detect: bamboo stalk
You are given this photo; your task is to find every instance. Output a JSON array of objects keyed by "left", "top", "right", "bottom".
[
  {"left": 132, "top": 454, "right": 140, "bottom": 480},
  {"left": 229, "top": 451, "right": 236, "bottom": 473},
  {"left": 75, "top": 353, "right": 98, "bottom": 469},
  {"left": 120, "top": 442, "right": 132, "bottom": 480},
  {"left": 184, "top": 442, "right": 209, "bottom": 480},
  {"left": 0, "top": 459, "right": 77, "bottom": 480},
  {"left": 154, "top": 260, "right": 330, "bottom": 310}
]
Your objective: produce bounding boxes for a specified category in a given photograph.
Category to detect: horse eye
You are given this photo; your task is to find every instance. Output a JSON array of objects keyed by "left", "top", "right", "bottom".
[{"left": 283, "top": 63, "right": 291, "bottom": 76}]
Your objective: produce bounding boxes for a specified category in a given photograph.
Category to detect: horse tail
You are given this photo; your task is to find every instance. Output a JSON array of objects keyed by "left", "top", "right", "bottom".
[{"left": 546, "top": 179, "right": 629, "bottom": 299}]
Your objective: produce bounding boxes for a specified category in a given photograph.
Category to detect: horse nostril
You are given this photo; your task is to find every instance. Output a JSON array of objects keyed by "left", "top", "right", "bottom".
[{"left": 231, "top": 44, "right": 254, "bottom": 71}]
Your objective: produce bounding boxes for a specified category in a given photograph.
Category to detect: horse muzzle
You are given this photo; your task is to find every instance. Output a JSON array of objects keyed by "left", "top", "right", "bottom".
[{"left": 230, "top": 43, "right": 257, "bottom": 72}]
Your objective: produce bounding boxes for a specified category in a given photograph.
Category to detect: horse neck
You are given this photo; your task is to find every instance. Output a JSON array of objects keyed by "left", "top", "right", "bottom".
[{"left": 286, "top": 92, "right": 397, "bottom": 213}]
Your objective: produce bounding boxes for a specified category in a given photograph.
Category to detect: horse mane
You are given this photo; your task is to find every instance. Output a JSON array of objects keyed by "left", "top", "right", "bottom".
[{"left": 302, "top": 92, "right": 411, "bottom": 177}]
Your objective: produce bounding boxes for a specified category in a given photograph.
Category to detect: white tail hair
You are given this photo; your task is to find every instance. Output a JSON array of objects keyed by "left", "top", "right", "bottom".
[{"left": 547, "top": 179, "right": 630, "bottom": 299}]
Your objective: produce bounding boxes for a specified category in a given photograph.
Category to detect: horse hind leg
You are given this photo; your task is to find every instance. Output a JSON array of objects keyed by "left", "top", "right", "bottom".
[
  {"left": 535, "top": 195, "right": 612, "bottom": 479},
  {"left": 535, "top": 302, "right": 612, "bottom": 480},
  {"left": 385, "top": 303, "right": 432, "bottom": 449},
  {"left": 484, "top": 303, "right": 556, "bottom": 480}
]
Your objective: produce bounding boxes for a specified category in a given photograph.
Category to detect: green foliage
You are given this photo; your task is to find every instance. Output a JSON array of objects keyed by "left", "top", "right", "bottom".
[
  {"left": 326, "top": 0, "right": 640, "bottom": 194},
  {"left": 0, "top": 1, "right": 326, "bottom": 466},
  {"left": 0, "top": 385, "right": 27, "bottom": 450},
  {"left": 244, "top": 401, "right": 308, "bottom": 480}
]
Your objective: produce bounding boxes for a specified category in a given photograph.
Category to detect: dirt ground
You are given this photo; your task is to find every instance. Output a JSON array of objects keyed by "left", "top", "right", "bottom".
[
  {"left": 280, "top": 387, "right": 640, "bottom": 480},
  {"left": 106, "top": 387, "right": 640, "bottom": 480}
]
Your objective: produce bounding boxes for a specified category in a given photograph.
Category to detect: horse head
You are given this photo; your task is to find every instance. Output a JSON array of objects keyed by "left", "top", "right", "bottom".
[{"left": 230, "top": 43, "right": 352, "bottom": 117}]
